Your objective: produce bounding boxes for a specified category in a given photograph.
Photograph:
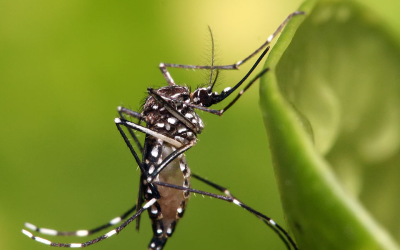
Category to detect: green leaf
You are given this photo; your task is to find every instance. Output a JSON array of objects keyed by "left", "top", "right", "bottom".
[{"left": 261, "top": 0, "right": 400, "bottom": 249}]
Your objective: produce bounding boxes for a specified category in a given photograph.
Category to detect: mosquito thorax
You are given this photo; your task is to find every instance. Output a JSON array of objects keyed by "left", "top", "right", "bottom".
[{"left": 142, "top": 85, "right": 205, "bottom": 143}]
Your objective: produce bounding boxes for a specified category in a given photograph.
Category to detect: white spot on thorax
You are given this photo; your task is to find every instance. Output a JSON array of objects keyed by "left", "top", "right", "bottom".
[
  {"left": 174, "top": 136, "right": 185, "bottom": 143},
  {"left": 168, "top": 117, "right": 177, "bottom": 124},
  {"left": 178, "top": 127, "right": 187, "bottom": 133},
  {"left": 185, "top": 113, "right": 193, "bottom": 119},
  {"left": 199, "top": 118, "right": 204, "bottom": 128}
]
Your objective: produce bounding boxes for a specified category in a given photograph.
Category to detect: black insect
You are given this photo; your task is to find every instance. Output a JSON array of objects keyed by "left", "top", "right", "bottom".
[{"left": 22, "top": 11, "right": 304, "bottom": 250}]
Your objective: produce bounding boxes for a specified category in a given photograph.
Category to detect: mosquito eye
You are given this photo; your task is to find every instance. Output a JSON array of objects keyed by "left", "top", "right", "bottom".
[{"left": 193, "top": 89, "right": 210, "bottom": 107}]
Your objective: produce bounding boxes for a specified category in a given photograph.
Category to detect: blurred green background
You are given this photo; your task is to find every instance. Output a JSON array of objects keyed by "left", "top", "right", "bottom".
[{"left": 0, "top": 1, "right": 398, "bottom": 250}]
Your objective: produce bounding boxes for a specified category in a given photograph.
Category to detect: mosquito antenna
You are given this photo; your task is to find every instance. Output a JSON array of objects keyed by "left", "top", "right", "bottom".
[
  {"left": 210, "top": 70, "right": 219, "bottom": 90},
  {"left": 207, "top": 26, "right": 216, "bottom": 90}
]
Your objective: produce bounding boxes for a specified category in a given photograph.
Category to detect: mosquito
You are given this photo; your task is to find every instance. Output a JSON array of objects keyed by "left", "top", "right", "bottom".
[{"left": 22, "top": 11, "right": 304, "bottom": 250}]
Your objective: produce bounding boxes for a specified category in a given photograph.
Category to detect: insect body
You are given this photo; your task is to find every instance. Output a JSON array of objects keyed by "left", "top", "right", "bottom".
[
  {"left": 22, "top": 11, "right": 304, "bottom": 250},
  {"left": 138, "top": 85, "right": 200, "bottom": 249}
]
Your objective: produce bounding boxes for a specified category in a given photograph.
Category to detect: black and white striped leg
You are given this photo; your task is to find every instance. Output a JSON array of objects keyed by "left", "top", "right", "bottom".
[
  {"left": 192, "top": 173, "right": 291, "bottom": 250},
  {"left": 159, "top": 63, "right": 176, "bottom": 86},
  {"left": 158, "top": 11, "right": 304, "bottom": 72},
  {"left": 118, "top": 106, "right": 144, "bottom": 153},
  {"left": 24, "top": 204, "right": 138, "bottom": 238},
  {"left": 115, "top": 120, "right": 147, "bottom": 176},
  {"left": 116, "top": 107, "right": 146, "bottom": 230},
  {"left": 22, "top": 199, "right": 157, "bottom": 248},
  {"left": 153, "top": 181, "right": 298, "bottom": 250},
  {"left": 115, "top": 119, "right": 161, "bottom": 199},
  {"left": 192, "top": 173, "right": 237, "bottom": 199},
  {"left": 118, "top": 106, "right": 143, "bottom": 120}
]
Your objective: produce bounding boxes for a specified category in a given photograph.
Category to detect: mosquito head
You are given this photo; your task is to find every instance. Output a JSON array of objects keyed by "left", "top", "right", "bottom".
[
  {"left": 191, "top": 87, "right": 212, "bottom": 107},
  {"left": 190, "top": 85, "right": 234, "bottom": 107}
]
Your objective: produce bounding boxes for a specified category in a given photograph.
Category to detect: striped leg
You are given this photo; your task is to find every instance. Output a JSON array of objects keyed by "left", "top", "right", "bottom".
[
  {"left": 159, "top": 12, "right": 304, "bottom": 72},
  {"left": 117, "top": 107, "right": 146, "bottom": 231},
  {"left": 192, "top": 173, "right": 291, "bottom": 250},
  {"left": 24, "top": 205, "right": 137, "bottom": 237},
  {"left": 153, "top": 181, "right": 298, "bottom": 250},
  {"left": 22, "top": 198, "right": 157, "bottom": 248},
  {"left": 118, "top": 106, "right": 144, "bottom": 153}
]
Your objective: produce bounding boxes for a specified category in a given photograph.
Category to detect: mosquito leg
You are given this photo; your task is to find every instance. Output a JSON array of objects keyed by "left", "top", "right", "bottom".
[
  {"left": 115, "top": 119, "right": 161, "bottom": 198},
  {"left": 191, "top": 172, "right": 290, "bottom": 249},
  {"left": 191, "top": 173, "right": 236, "bottom": 199},
  {"left": 217, "top": 67, "right": 269, "bottom": 114},
  {"left": 118, "top": 106, "right": 144, "bottom": 153},
  {"left": 159, "top": 63, "right": 176, "bottom": 86},
  {"left": 118, "top": 106, "right": 143, "bottom": 120},
  {"left": 22, "top": 199, "right": 157, "bottom": 248},
  {"left": 24, "top": 203, "right": 137, "bottom": 238},
  {"left": 147, "top": 140, "right": 196, "bottom": 183},
  {"left": 117, "top": 111, "right": 195, "bottom": 183},
  {"left": 153, "top": 182, "right": 298, "bottom": 250},
  {"left": 115, "top": 118, "right": 183, "bottom": 148},
  {"left": 161, "top": 11, "right": 304, "bottom": 71},
  {"left": 116, "top": 121, "right": 147, "bottom": 175},
  {"left": 135, "top": 175, "right": 145, "bottom": 231},
  {"left": 234, "top": 11, "right": 304, "bottom": 68}
]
